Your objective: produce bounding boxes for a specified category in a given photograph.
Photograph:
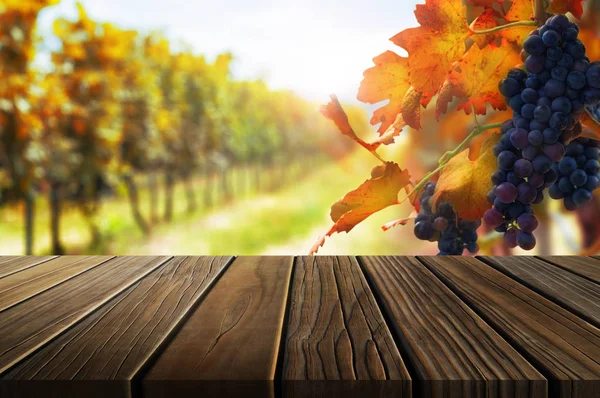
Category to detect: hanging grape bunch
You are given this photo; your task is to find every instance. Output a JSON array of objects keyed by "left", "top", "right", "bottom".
[
  {"left": 413, "top": 182, "right": 480, "bottom": 255},
  {"left": 314, "top": 0, "right": 600, "bottom": 257},
  {"left": 484, "top": 14, "right": 600, "bottom": 251}
]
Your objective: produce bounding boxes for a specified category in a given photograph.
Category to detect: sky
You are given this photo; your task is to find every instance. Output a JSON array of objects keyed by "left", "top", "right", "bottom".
[{"left": 37, "top": 0, "right": 421, "bottom": 102}]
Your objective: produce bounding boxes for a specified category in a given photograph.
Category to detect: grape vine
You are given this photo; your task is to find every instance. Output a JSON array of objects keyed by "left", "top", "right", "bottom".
[{"left": 313, "top": 0, "right": 600, "bottom": 256}]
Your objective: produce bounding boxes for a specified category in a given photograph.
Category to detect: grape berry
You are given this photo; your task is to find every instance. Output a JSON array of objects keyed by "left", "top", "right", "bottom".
[{"left": 414, "top": 182, "right": 480, "bottom": 255}]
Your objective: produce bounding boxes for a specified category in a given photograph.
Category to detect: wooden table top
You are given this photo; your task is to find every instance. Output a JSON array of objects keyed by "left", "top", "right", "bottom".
[{"left": 0, "top": 255, "right": 599, "bottom": 398}]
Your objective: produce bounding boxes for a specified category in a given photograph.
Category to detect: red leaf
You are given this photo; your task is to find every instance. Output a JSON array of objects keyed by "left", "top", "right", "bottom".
[{"left": 548, "top": 0, "right": 587, "bottom": 20}]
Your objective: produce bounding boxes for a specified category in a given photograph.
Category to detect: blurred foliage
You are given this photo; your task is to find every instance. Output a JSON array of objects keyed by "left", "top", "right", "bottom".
[{"left": 0, "top": 0, "right": 369, "bottom": 254}]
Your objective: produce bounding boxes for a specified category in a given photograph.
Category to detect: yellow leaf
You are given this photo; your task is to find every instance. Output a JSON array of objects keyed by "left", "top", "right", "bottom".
[{"left": 432, "top": 132, "right": 501, "bottom": 220}]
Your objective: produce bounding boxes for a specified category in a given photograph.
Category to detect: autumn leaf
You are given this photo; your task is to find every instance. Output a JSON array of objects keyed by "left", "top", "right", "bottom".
[
  {"left": 431, "top": 132, "right": 501, "bottom": 220},
  {"left": 581, "top": 110, "right": 600, "bottom": 140},
  {"left": 466, "top": 0, "right": 502, "bottom": 6},
  {"left": 501, "top": 0, "right": 535, "bottom": 45},
  {"left": 310, "top": 162, "right": 411, "bottom": 254},
  {"left": 448, "top": 42, "right": 521, "bottom": 115},
  {"left": 548, "top": 0, "right": 587, "bottom": 20},
  {"left": 319, "top": 95, "right": 380, "bottom": 152},
  {"left": 382, "top": 211, "right": 418, "bottom": 231},
  {"left": 435, "top": 80, "right": 457, "bottom": 119},
  {"left": 470, "top": 8, "right": 503, "bottom": 49},
  {"left": 391, "top": 0, "right": 470, "bottom": 94},
  {"left": 401, "top": 87, "right": 422, "bottom": 129},
  {"left": 357, "top": 51, "right": 412, "bottom": 134}
]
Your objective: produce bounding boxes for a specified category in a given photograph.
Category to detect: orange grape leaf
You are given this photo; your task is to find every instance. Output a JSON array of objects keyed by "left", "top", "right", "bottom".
[
  {"left": 581, "top": 110, "right": 600, "bottom": 140},
  {"left": 357, "top": 51, "right": 412, "bottom": 134},
  {"left": 371, "top": 114, "right": 406, "bottom": 146},
  {"left": 436, "top": 80, "right": 457, "bottom": 119},
  {"left": 431, "top": 132, "right": 501, "bottom": 220},
  {"left": 501, "top": 0, "right": 535, "bottom": 45},
  {"left": 381, "top": 211, "right": 418, "bottom": 231},
  {"left": 319, "top": 95, "right": 380, "bottom": 152},
  {"left": 391, "top": 0, "right": 470, "bottom": 93},
  {"left": 548, "top": 0, "right": 587, "bottom": 19},
  {"left": 402, "top": 87, "right": 422, "bottom": 129},
  {"left": 449, "top": 42, "right": 521, "bottom": 115},
  {"left": 309, "top": 162, "right": 411, "bottom": 254},
  {"left": 470, "top": 8, "right": 502, "bottom": 49},
  {"left": 467, "top": 0, "right": 502, "bottom": 6}
]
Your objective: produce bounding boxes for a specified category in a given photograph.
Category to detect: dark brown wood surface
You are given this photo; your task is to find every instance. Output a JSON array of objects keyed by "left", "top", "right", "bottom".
[
  {"left": 0, "top": 256, "right": 57, "bottom": 279},
  {"left": 0, "top": 256, "right": 171, "bottom": 374},
  {"left": 0, "top": 256, "right": 114, "bottom": 312},
  {"left": 282, "top": 256, "right": 411, "bottom": 398},
  {"left": 361, "top": 256, "right": 546, "bottom": 398},
  {"left": 143, "top": 256, "right": 294, "bottom": 398},
  {"left": 420, "top": 256, "right": 600, "bottom": 398},
  {"left": 0, "top": 255, "right": 600, "bottom": 398},
  {"left": 483, "top": 256, "right": 600, "bottom": 327},
  {"left": 540, "top": 256, "right": 600, "bottom": 284}
]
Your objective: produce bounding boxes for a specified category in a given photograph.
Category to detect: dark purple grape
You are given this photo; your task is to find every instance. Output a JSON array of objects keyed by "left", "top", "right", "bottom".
[
  {"left": 524, "top": 35, "right": 546, "bottom": 55},
  {"left": 562, "top": 28, "right": 578, "bottom": 42},
  {"left": 551, "top": 97, "right": 572, "bottom": 113},
  {"left": 498, "top": 150, "right": 517, "bottom": 170},
  {"left": 514, "top": 159, "right": 533, "bottom": 177},
  {"left": 570, "top": 169, "right": 588, "bottom": 187},
  {"left": 545, "top": 79, "right": 566, "bottom": 98},
  {"left": 534, "top": 105, "right": 552, "bottom": 123},
  {"left": 543, "top": 143, "right": 566, "bottom": 162},
  {"left": 522, "top": 145, "right": 539, "bottom": 160},
  {"left": 521, "top": 88, "right": 538, "bottom": 104},
  {"left": 518, "top": 182, "right": 537, "bottom": 203},
  {"left": 532, "top": 155, "right": 552, "bottom": 174},
  {"left": 528, "top": 130, "right": 544, "bottom": 147},
  {"left": 585, "top": 159, "right": 600, "bottom": 174},
  {"left": 567, "top": 71, "right": 586, "bottom": 90},
  {"left": 510, "top": 128, "right": 529, "bottom": 149},
  {"left": 526, "top": 55, "right": 545, "bottom": 74},
  {"left": 496, "top": 182, "right": 518, "bottom": 203},
  {"left": 499, "top": 78, "right": 522, "bottom": 98},
  {"left": 518, "top": 213, "right": 539, "bottom": 233},
  {"left": 551, "top": 66, "right": 569, "bottom": 82},
  {"left": 542, "top": 128, "right": 560, "bottom": 144},
  {"left": 549, "top": 183, "right": 565, "bottom": 199},
  {"left": 433, "top": 217, "right": 449, "bottom": 232},
  {"left": 586, "top": 64, "right": 600, "bottom": 88},
  {"left": 517, "top": 231, "right": 536, "bottom": 250},
  {"left": 558, "top": 176, "right": 574, "bottom": 193},
  {"left": 572, "top": 189, "right": 593, "bottom": 206},
  {"left": 542, "top": 30, "right": 559, "bottom": 47},
  {"left": 414, "top": 221, "right": 435, "bottom": 240}
]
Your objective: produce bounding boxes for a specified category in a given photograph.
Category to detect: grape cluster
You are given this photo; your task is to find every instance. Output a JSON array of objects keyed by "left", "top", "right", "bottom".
[
  {"left": 549, "top": 137, "right": 600, "bottom": 209},
  {"left": 414, "top": 182, "right": 480, "bottom": 255},
  {"left": 484, "top": 14, "right": 600, "bottom": 251}
]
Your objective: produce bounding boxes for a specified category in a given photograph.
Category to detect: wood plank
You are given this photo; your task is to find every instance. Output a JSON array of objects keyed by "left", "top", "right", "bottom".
[
  {"left": 1, "top": 256, "right": 232, "bottom": 398},
  {"left": 361, "top": 256, "right": 546, "bottom": 398},
  {"left": 420, "top": 256, "right": 600, "bottom": 398},
  {"left": 483, "top": 256, "right": 600, "bottom": 328},
  {"left": 540, "top": 256, "right": 600, "bottom": 284},
  {"left": 0, "top": 256, "right": 171, "bottom": 375},
  {"left": 0, "top": 256, "right": 57, "bottom": 279},
  {"left": 0, "top": 256, "right": 114, "bottom": 312},
  {"left": 282, "top": 256, "right": 411, "bottom": 398},
  {"left": 143, "top": 256, "right": 293, "bottom": 398}
]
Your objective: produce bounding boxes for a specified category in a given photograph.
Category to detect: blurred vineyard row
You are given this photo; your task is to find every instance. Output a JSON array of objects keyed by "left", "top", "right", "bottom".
[{"left": 0, "top": 0, "right": 367, "bottom": 254}]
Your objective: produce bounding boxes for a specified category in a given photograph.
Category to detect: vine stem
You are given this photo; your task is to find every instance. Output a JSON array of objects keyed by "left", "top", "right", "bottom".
[
  {"left": 471, "top": 20, "right": 537, "bottom": 35},
  {"left": 534, "top": 0, "right": 550, "bottom": 26},
  {"left": 400, "top": 121, "right": 502, "bottom": 204}
]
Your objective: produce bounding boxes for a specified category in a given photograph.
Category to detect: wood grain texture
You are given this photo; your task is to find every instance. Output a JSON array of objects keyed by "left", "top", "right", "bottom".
[
  {"left": 0, "top": 256, "right": 57, "bottom": 279},
  {"left": 0, "top": 256, "right": 171, "bottom": 375},
  {"left": 483, "top": 256, "right": 600, "bottom": 327},
  {"left": 0, "top": 256, "right": 114, "bottom": 312},
  {"left": 1, "top": 257, "right": 232, "bottom": 398},
  {"left": 143, "top": 256, "right": 294, "bottom": 398},
  {"left": 282, "top": 256, "right": 411, "bottom": 398},
  {"left": 361, "top": 256, "right": 546, "bottom": 398},
  {"left": 421, "top": 256, "right": 600, "bottom": 398},
  {"left": 540, "top": 256, "right": 600, "bottom": 284}
]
